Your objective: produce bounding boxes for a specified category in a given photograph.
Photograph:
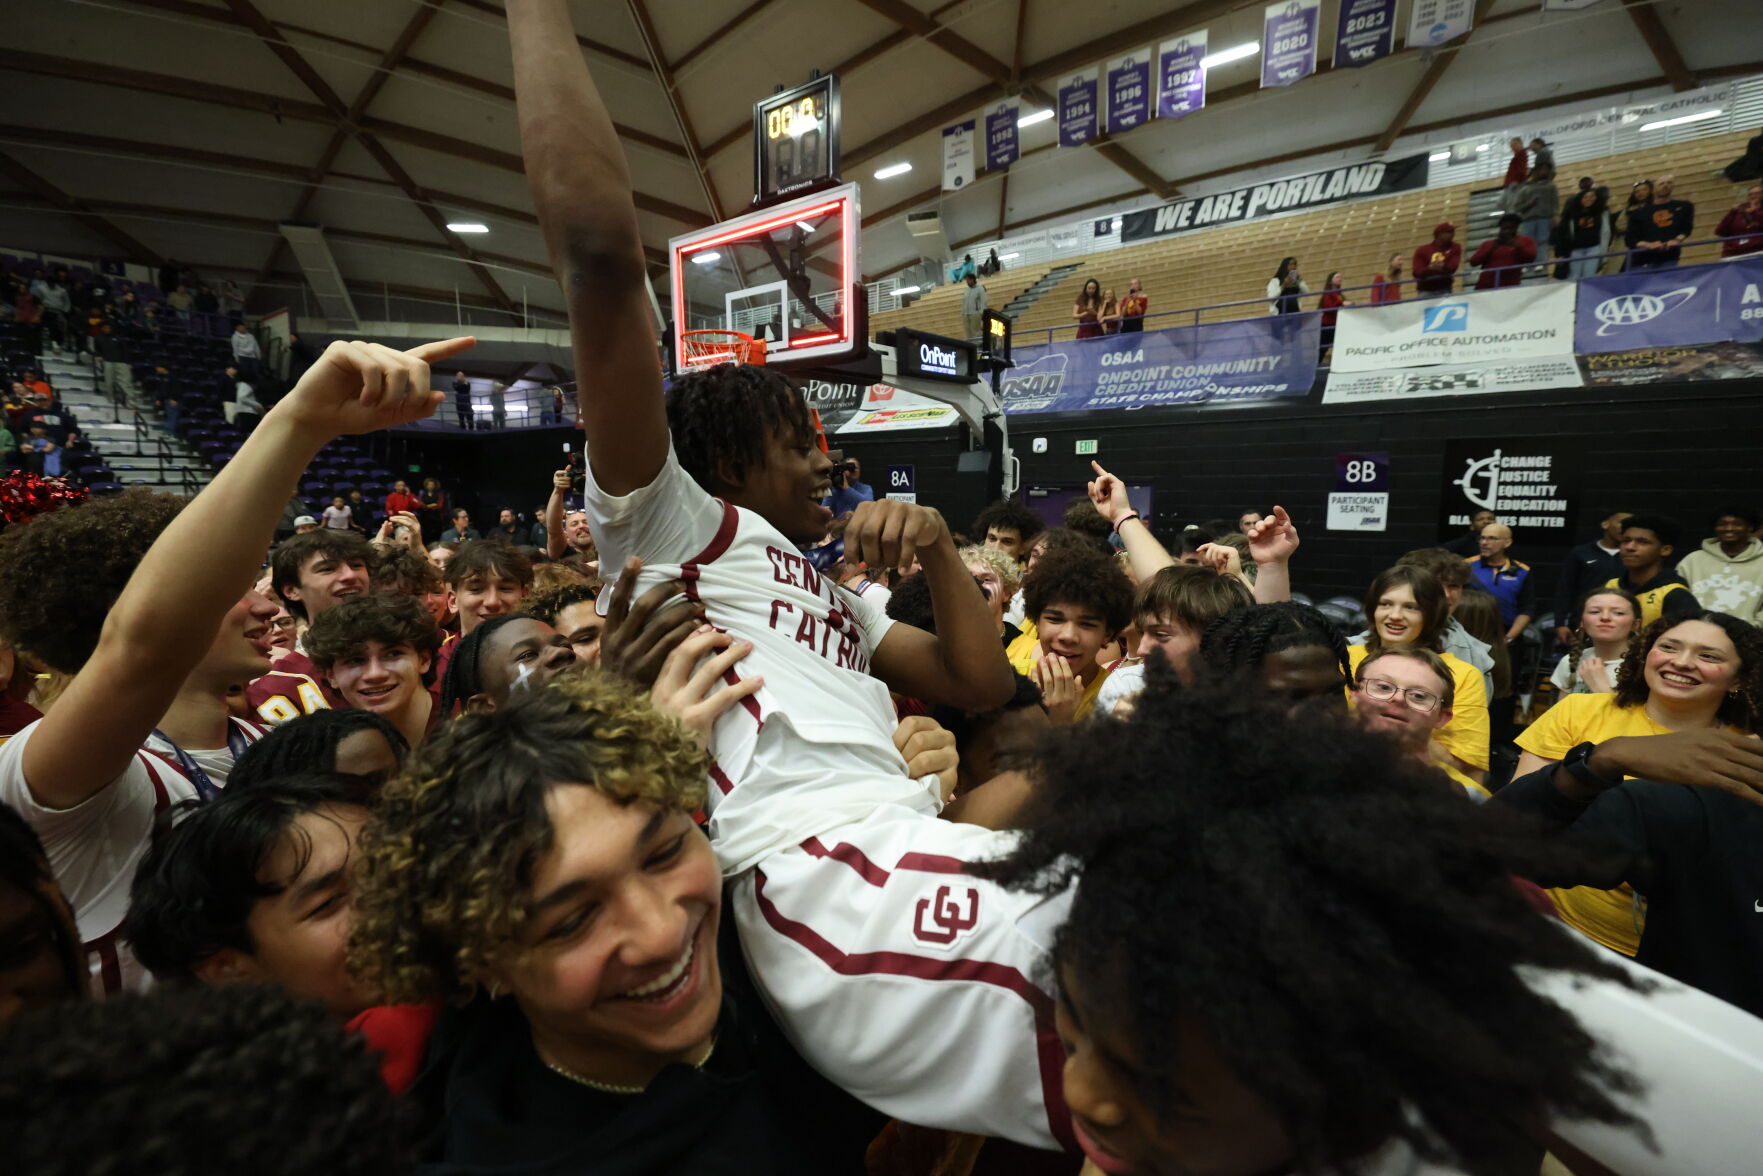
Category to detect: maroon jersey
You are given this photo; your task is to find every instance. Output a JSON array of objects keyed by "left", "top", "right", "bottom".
[{"left": 245, "top": 650, "right": 347, "bottom": 724}]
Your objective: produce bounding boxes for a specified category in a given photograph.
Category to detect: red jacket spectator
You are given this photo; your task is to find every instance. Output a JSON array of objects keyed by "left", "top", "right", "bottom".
[
  {"left": 1370, "top": 275, "right": 1403, "bottom": 304},
  {"left": 1471, "top": 222, "right": 1538, "bottom": 290},
  {"left": 1319, "top": 289, "right": 1346, "bottom": 327},
  {"left": 1503, "top": 138, "right": 1529, "bottom": 188},
  {"left": 384, "top": 484, "right": 422, "bottom": 517},
  {"left": 1412, "top": 225, "right": 1462, "bottom": 295},
  {"left": 1716, "top": 188, "right": 1763, "bottom": 257}
]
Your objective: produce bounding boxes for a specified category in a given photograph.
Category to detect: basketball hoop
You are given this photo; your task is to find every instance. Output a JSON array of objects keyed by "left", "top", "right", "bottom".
[{"left": 679, "top": 329, "right": 766, "bottom": 369}]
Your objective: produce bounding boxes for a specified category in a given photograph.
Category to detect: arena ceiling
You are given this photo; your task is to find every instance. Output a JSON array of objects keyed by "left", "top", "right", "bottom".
[{"left": 2, "top": 0, "right": 1756, "bottom": 334}]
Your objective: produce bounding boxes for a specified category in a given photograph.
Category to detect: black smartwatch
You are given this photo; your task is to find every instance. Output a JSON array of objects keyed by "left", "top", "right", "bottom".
[{"left": 1561, "top": 741, "right": 1620, "bottom": 791}]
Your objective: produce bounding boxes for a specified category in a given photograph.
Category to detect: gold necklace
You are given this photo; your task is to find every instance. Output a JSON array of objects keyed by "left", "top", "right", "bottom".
[{"left": 539, "top": 1036, "right": 717, "bottom": 1096}]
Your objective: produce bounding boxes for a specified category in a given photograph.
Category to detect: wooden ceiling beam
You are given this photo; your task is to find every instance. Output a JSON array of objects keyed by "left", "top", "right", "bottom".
[
  {"left": 1372, "top": 0, "right": 1499, "bottom": 154},
  {"left": 626, "top": 0, "right": 724, "bottom": 222},
  {"left": 1620, "top": 0, "right": 1697, "bottom": 92},
  {"left": 673, "top": 0, "right": 780, "bottom": 73}
]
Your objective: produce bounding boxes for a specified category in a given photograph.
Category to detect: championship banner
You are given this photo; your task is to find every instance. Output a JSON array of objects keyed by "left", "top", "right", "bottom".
[
  {"left": 1574, "top": 255, "right": 1763, "bottom": 354},
  {"left": 1333, "top": 0, "right": 1397, "bottom": 67},
  {"left": 1105, "top": 52, "right": 1152, "bottom": 134},
  {"left": 1329, "top": 283, "right": 1577, "bottom": 373},
  {"left": 836, "top": 383, "right": 960, "bottom": 433},
  {"left": 1438, "top": 439, "right": 1581, "bottom": 541},
  {"left": 1406, "top": 0, "right": 1475, "bottom": 48},
  {"left": 1157, "top": 32, "right": 1207, "bottom": 120},
  {"left": 1323, "top": 356, "right": 1584, "bottom": 404},
  {"left": 1579, "top": 342, "right": 1763, "bottom": 386},
  {"left": 1058, "top": 69, "right": 1099, "bottom": 147},
  {"left": 1121, "top": 153, "right": 1427, "bottom": 243},
  {"left": 942, "top": 120, "right": 975, "bottom": 192},
  {"left": 1261, "top": 0, "right": 1320, "bottom": 88},
  {"left": 985, "top": 100, "right": 1020, "bottom": 171},
  {"left": 999, "top": 317, "right": 1318, "bottom": 415}
]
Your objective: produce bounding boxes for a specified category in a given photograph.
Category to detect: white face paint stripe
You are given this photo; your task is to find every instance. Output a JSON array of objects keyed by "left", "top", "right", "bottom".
[{"left": 511, "top": 660, "right": 537, "bottom": 693}]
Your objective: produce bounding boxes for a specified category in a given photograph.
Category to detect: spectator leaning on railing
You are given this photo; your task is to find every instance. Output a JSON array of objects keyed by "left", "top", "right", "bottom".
[
  {"left": 1625, "top": 173, "right": 1693, "bottom": 269},
  {"left": 1716, "top": 183, "right": 1763, "bottom": 258},
  {"left": 1411, "top": 223, "right": 1461, "bottom": 296},
  {"left": 1369, "top": 253, "right": 1404, "bottom": 303},
  {"left": 1470, "top": 215, "right": 1537, "bottom": 290},
  {"left": 1560, "top": 186, "right": 1611, "bottom": 280}
]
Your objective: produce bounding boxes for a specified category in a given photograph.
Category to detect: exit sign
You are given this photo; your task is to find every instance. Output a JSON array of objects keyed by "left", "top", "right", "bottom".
[{"left": 1075, "top": 439, "right": 1098, "bottom": 455}]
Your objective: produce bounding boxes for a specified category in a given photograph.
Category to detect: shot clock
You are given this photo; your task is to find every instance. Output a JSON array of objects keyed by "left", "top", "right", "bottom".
[{"left": 753, "top": 75, "right": 840, "bottom": 205}]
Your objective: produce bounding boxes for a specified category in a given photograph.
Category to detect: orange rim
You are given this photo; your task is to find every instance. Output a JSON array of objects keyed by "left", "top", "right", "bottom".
[{"left": 680, "top": 329, "right": 766, "bottom": 367}]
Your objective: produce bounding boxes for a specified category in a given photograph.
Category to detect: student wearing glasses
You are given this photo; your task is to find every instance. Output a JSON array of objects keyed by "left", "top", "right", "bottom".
[{"left": 1351, "top": 645, "right": 1487, "bottom": 799}]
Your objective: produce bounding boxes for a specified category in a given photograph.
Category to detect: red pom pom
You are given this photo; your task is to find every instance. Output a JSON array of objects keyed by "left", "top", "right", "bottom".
[{"left": 0, "top": 472, "right": 90, "bottom": 527}]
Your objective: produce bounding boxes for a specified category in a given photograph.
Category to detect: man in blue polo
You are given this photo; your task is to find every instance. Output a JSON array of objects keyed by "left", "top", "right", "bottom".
[{"left": 1469, "top": 523, "right": 1536, "bottom": 645}]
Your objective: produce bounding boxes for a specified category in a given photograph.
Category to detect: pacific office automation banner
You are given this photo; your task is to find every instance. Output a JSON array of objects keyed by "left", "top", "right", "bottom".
[
  {"left": 1059, "top": 69, "right": 1099, "bottom": 147},
  {"left": 1574, "top": 255, "right": 1763, "bottom": 353},
  {"left": 1333, "top": 0, "right": 1397, "bottom": 67},
  {"left": 999, "top": 317, "right": 1319, "bottom": 415},
  {"left": 1323, "top": 356, "right": 1585, "bottom": 404},
  {"left": 1157, "top": 32, "right": 1207, "bottom": 119},
  {"left": 942, "top": 120, "right": 975, "bottom": 192},
  {"left": 1407, "top": 0, "right": 1474, "bottom": 48},
  {"left": 1261, "top": 0, "right": 1320, "bottom": 88},
  {"left": 1121, "top": 153, "right": 1427, "bottom": 243},
  {"left": 1330, "top": 283, "right": 1578, "bottom": 371},
  {"left": 1106, "top": 52, "right": 1152, "bottom": 134},
  {"left": 985, "top": 100, "right": 1020, "bottom": 171},
  {"left": 836, "top": 383, "right": 960, "bottom": 434}
]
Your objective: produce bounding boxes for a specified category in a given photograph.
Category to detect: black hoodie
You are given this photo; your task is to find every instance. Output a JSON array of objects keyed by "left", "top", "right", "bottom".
[{"left": 411, "top": 910, "right": 883, "bottom": 1175}]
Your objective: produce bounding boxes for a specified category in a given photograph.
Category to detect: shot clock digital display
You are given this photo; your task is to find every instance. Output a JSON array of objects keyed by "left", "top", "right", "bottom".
[{"left": 753, "top": 75, "right": 840, "bottom": 206}]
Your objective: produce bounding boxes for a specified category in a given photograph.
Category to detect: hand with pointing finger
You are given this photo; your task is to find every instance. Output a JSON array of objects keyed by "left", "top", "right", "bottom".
[
  {"left": 276, "top": 336, "right": 476, "bottom": 440},
  {"left": 1086, "top": 459, "right": 1132, "bottom": 525}
]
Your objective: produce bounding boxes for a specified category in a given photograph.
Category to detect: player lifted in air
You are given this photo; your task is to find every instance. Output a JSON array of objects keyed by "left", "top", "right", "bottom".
[{"left": 508, "top": 0, "right": 1070, "bottom": 1149}]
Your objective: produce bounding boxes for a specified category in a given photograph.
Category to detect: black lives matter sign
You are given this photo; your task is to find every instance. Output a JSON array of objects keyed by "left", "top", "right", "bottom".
[{"left": 1437, "top": 439, "right": 1579, "bottom": 541}]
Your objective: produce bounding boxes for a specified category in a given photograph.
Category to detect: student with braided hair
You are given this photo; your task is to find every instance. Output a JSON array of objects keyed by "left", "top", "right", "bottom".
[
  {"left": 982, "top": 682, "right": 1763, "bottom": 1176},
  {"left": 1197, "top": 601, "right": 1352, "bottom": 704},
  {"left": 1512, "top": 611, "right": 1763, "bottom": 962},
  {"left": 0, "top": 801, "right": 86, "bottom": 1026},
  {"left": 1549, "top": 586, "right": 1642, "bottom": 697}
]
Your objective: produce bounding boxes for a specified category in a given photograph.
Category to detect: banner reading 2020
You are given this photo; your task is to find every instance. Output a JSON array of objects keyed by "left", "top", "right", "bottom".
[
  {"left": 999, "top": 317, "right": 1319, "bottom": 415},
  {"left": 1261, "top": 0, "right": 1320, "bottom": 88}
]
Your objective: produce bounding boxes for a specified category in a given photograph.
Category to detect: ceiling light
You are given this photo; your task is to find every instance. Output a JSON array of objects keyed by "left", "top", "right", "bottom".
[
  {"left": 1018, "top": 108, "right": 1054, "bottom": 128},
  {"left": 691, "top": 251, "right": 722, "bottom": 265},
  {"left": 1111, "top": 217, "right": 1123, "bottom": 228},
  {"left": 795, "top": 220, "right": 817, "bottom": 233},
  {"left": 894, "top": 285, "right": 920, "bottom": 296},
  {"left": 999, "top": 252, "right": 1020, "bottom": 260},
  {"left": 1639, "top": 109, "right": 1720, "bottom": 132},
  {"left": 1200, "top": 42, "right": 1259, "bottom": 69},
  {"left": 446, "top": 222, "right": 489, "bottom": 233},
  {"left": 1475, "top": 143, "right": 1490, "bottom": 152},
  {"left": 874, "top": 162, "right": 913, "bottom": 179},
  {"left": 1428, "top": 150, "right": 1450, "bottom": 162}
]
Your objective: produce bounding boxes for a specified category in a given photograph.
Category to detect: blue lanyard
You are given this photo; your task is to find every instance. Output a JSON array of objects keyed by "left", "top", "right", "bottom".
[{"left": 151, "top": 722, "right": 250, "bottom": 801}]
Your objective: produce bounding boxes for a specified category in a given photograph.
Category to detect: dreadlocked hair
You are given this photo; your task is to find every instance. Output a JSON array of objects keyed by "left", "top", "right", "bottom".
[
  {"left": 438, "top": 614, "right": 526, "bottom": 715},
  {"left": 1198, "top": 602, "right": 1351, "bottom": 683},
  {"left": 974, "top": 681, "right": 1645, "bottom": 1176},
  {"left": 1614, "top": 610, "right": 1763, "bottom": 729},
  {"left": 1564, "top": 585, "right": 1643, "bottom": 684},
  {"left": 0, "top": 801, "right": 84, "bottom": 1001},
  {"left": 666, "top": 363, "right": 814, "bottom": 494},
  {"left": 348, "top": 671, "right": 709, "bottom": 1004},
  {"left": 524, "top": 580, "right": 597, "bottom": 629},
  {"left": 229, "top": 710, "right": 409, "bottom": 792}
]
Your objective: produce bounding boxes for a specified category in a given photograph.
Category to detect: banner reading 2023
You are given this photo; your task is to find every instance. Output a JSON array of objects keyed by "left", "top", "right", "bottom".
[{"left": 999, "top": 317, "right": 1319, "bottom": 415}]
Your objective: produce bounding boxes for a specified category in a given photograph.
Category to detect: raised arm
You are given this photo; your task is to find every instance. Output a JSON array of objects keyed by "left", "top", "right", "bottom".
[
  {"left": 1086, "top": 460, "right": 1173, "bottom": 581},
  {"left": 24, "top": 337, "right": 472, "bottom": 808},
  {"left": 851, "top": 500, "right": 1013, "bottom": 711},
  {"left": 1244, "top": 506, "right": 1298, "bottom": 603},
  {"left": 507, "top": 0, "right": 667, "bottom": 495},
  {"left": 545, "top": 467, "right": 570, "bottom": 559}
]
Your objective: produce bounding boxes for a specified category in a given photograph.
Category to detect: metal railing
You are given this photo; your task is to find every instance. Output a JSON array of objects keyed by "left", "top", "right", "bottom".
[{"left": 1003, "top": 234, "right": 1754, "bottom": 348}]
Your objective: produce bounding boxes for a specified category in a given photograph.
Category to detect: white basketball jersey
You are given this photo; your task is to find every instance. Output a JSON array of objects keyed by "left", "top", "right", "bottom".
[{"left": 586, "top": 451, "right": 940, "bottom": 873}]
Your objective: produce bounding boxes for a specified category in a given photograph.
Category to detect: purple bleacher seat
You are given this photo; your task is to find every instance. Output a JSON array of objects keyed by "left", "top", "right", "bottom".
[
  {"left": 80, "top": 466, "right": 115, "bottom": 484},
  {"left": 87, "top": 481, "right": 125, "bottom": 496}
]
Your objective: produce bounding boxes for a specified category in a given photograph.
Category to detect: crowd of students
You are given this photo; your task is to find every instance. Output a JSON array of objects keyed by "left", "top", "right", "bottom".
[{"left": 3, "top": 7, "right": 1762, "bottom": 1174}]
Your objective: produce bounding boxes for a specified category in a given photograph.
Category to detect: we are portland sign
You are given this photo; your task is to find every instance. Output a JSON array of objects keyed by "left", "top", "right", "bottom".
[{"left": 1121, "top": 153, "right": 1428, "bottom": 243}]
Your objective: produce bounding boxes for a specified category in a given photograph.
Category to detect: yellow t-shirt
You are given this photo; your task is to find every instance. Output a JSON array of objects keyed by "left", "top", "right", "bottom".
[
  {"left": 1515, "top": 693, "right": 1737, "bottom": 956},
  {"left": 1005, "top": 620, "right": 1039, "bottom": 676},
  {"left": 1442, "top": 762, "right": 1492, "bottom": 800},
  {"left": 1348, "top": 645, "right": 1490, "bottom": 771},
  {"left": 1074, "top": 664, "right": 1111, "bottom": 722}
]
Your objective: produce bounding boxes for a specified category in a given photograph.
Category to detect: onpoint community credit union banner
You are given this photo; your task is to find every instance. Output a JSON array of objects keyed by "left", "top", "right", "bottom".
[
  {"left": 1330, "top": 283, "right": 1577, "bottom": 371},
  {"left": 1574, "top": 254, "right": 1763, "bottom": 353},
  {"left": 1120, "top": 153, "right": 1427, "bottom": 243},
  {"left": 999, "top": 317, "right": 1319, "bottom": 415}
]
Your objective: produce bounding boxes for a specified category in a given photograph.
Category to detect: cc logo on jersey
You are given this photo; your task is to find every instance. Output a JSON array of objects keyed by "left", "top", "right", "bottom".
[{"left": 913, "top": 884, "right": 979, "bottom": 948}]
